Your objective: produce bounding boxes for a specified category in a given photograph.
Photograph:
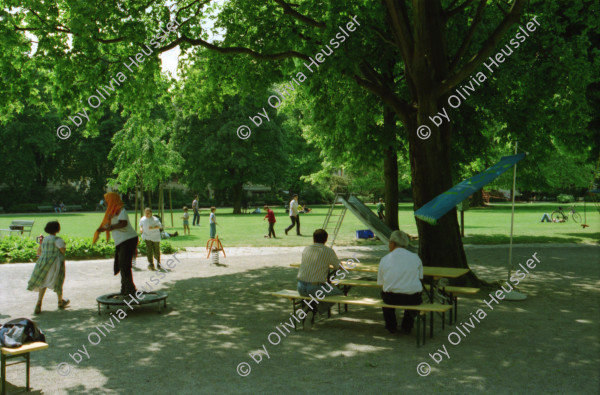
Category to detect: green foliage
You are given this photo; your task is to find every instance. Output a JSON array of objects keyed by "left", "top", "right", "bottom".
[
  {"left": 557, "top": 194, "right": 575, "bottom": 203},
  {"left": 138, "top": 239, "right": 176, "bottom": 255},
  {"left": 0, "top": 235, "right": 176, "bottom": 263}
]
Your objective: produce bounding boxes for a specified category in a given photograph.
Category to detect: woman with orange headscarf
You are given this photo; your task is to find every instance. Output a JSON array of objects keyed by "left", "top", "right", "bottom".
[{"left": 94, "top": 192, "right": 138, "bottom": 296}]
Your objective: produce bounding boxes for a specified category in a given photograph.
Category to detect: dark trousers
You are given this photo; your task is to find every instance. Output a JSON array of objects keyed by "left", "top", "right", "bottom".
[
  {"left": 381, "top": 291, "right": 422, "bottom": 331},
  {"left": 193, "top": 209, "right": 200, "bottom": 226},
  {"left": 114, "top": 236, "right": 138, "bottom": 295},
  {"left": 378, "top": 212, "right": 384, "bottom": 220},
  {"left": 268, "top": 222, "right": 276, "bottom": 238},
  {"left": 285, "top": 215, "right": 300, "bottom": 234}
]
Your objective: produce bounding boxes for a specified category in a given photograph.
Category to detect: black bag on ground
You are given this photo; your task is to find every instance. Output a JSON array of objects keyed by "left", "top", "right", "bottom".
[{"left": 0, "top": 318, "right": 46, "bottom": 347}]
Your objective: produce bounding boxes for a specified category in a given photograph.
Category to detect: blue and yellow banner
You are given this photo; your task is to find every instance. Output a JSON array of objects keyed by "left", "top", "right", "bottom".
[{"left": 414, "top": 153, "right": 526, "bottom": 225}]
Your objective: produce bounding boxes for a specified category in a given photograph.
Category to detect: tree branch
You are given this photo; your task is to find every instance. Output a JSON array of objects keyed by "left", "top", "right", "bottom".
[
  {"left": 353, "top": 60, "right": 413, "bottom": 124},
  {"left": 438, "top": 0, "right": 526, "bottom": 95},
  {"left": 443, "top": 0, "right": 474, "bottom": 21},
  {"left": 383, "top": 0, "right": 414, "bottom": 76},
  {"left": 449, "top": 0, "right": 487, "bottom": 71},
  {"left": 158, "top": 34, "right": 311, "bottom": 61},
  {"left": 272, "top": 0, "right": 326, "bottom": 29}
]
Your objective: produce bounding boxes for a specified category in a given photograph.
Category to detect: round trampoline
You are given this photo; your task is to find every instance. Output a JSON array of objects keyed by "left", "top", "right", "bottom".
[{"left": 96, "top": 291, "right": 168, "bottom": 315}]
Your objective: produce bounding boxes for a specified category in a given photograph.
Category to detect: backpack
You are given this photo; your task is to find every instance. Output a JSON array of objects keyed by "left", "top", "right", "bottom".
[{"left": 0, "top": 318, "right": 46, "bottom": 348}]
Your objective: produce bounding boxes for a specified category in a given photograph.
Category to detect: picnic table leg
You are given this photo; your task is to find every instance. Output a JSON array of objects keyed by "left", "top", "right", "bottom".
[
  {"left": 97, "top": 303, "right": 101, "bottom": 315},
  {"left": 25, "top": 352, "right": 30, "bottom": 391}
]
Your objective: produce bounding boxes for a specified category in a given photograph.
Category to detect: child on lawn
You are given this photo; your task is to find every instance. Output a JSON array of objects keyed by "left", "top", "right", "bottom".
[
  {"left": 263, "top": 205, "right": 276, "bottom": 238},
  {"left": 209, "top": 207, "right": 217, "bottom": 239},
  {"left": 182, "top": 206, "right": 191, "bottom": 235}
]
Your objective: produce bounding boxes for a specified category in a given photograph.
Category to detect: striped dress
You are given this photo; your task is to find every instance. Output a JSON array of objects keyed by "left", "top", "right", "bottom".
[{"left": 27, "top": 235, "right": 66, "bottom": 293}]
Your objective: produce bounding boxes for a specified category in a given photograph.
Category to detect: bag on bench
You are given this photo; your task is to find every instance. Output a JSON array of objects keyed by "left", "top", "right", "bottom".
[
  {"left": 0, "top": 318, "right": 46, "bottom": 348},
  {"left": 9, "top": 225, "right": 24, "bottom": 231}
]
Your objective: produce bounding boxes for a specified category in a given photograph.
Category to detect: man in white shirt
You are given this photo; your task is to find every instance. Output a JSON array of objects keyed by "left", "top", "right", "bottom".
[
  {"left": 139, "top": 208, "right": 163, "bottom": 271},
  {"left": 377, "top": 230, "right": 423, "bottom": 334},
  {"left": 285, "top": 194, "right": 301, "bottom": 236}
]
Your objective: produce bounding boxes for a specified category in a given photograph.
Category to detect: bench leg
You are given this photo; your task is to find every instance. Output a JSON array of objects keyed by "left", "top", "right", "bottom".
[
  {"left": 2, "top": 352, "right": 6, "bottom": 395},
  {"left": 416, "top": 314, "right": 421, "bottom": 347},
  {"left": 97, "top": 303, "right": 101, "bottom": 315},
  {"left": 25, "top": 352, "right": 30, "bottom": 392},
  {"left": 430, "top": 312, "right": 434, "bottom": 338},
  {"left": 454, "top": 296, "right": 458, "bottom": 323}
]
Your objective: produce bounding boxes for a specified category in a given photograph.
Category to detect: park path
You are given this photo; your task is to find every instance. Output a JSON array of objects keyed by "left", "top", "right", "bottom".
[{"left": 0, "top": 244, "right": 598, "bottom": 394}]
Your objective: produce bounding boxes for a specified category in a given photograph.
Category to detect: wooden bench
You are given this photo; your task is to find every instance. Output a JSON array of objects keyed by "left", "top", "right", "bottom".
[
  {"left": 336, "top": 279, "right": 479, "bottom": 325},
  {"left": 37, "top": 206, "right": 54, "bottom": 212},
  {"left": 423, "top": 284, "right": 480, "bottom": 324},
  {"left": 1, "top": 342, "right": 48, "bottom": 395},
  {"left": 0, "top": 221, "right": 35, "bottom": 238},
  {"left": 272, "top": 290, "right": 452, "bottom": 347}
]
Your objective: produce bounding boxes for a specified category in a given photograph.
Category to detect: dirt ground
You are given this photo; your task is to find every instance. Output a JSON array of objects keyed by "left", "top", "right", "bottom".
[{"left": 1, "top": 243, "right": 599, "bottom": 394}]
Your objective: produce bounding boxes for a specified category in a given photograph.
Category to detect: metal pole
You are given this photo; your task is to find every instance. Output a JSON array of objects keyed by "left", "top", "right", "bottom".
[{"left": 507, "top": 141, "right": 518, "bottom": 282}]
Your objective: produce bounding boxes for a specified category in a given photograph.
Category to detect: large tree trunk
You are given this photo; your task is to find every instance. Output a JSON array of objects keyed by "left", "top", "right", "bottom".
[
  {"left": 382, "top": 107, "right": 399, "bottom": 230},
  {"left": 232, "top": 182, "right": 243, "bottom": 214},
  {"left": 408, "top": 104, "right": 478, "bottom": 286},
  {"left": 471, "top": 189, "right": 485, "bottom": 207}
]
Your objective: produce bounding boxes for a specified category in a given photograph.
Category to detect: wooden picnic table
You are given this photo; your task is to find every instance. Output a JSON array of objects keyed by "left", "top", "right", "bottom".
[
  {"left": 289, "top": 262, "right": 469, "bottom": 279},
  {"left": 290, "top": 262, "right": 470, "bottom": 326}
]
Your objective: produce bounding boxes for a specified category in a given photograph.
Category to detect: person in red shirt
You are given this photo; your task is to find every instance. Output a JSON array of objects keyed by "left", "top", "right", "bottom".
[{"left": 263, "top": 205, "right": 276, "bottom": 238}]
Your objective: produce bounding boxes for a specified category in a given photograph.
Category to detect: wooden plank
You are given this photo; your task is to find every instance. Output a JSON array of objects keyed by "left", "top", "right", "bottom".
[
  {"left": 1, "top": 342, "right": 48, "bottom": 356},
  {"left": 271, "top": 290, "right": 452, "bottom": 313},
  {"left": 339, "top": 280, "right": 480, "bottom": 295},
  {"left": 290, "top": 262, "right": 469, "bottom": 278}
]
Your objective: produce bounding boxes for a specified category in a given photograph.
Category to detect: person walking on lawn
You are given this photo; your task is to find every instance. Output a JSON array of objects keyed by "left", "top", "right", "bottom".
[
  {"left": 263, "top": 205, "right": 276, "bottom": 238},
  {"left": 27, "top": 221, "right": 69, "bottom": 314},
  {"left": 285, "top": 194, "right": 301, "bottom": 235},
  {"left": 192, "top": 195, "right": 200, "bottom": 226},
  {"left": 139, "top": 207, "right": 163, "bottom": 271}
]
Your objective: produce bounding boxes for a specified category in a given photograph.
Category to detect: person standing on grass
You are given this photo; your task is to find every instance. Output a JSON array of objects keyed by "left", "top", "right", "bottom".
[
  {"left": 209, "top": 207, "right": 217, "bottom": 239},
  {"left": 93, "top": 192, "right": 138, "bottom": 296},
  {"left": 182, "top": 206, "right": 191, "bottom": 235},
  {"left": 263, "top": 205, "right": 276, "bottom": 238},
  {"left": 27, "top": 221, "right": 69, "bottom": 314},
  {"left": 192, "top": 195, "right": 200, "bottom": 226},
  {"left": 377, "top": 230, "right": 423, "bottom": 335},
  {"left": 285, "top": 194, "right": 301, "bottom": 236},
  {"left": 377, "top": 198, "right": 385, "bottom": 221},
  {"left": 139, "top": 208, "right": 163, "bottom": 271}
]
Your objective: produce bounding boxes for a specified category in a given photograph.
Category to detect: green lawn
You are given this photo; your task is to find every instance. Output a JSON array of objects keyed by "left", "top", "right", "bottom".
[{"left": 1, "top": 202, "right": 598, "bottom": 249}]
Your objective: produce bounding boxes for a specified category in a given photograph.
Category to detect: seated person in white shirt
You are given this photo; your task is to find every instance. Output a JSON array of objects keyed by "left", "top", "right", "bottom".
[{"left": 377, "top": 230, "right": 423, "bottom": 334}]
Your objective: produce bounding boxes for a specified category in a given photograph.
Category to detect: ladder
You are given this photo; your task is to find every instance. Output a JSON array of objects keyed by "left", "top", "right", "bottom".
[{"left": 322, "top": 193, "right": 348, "bottom": 247}]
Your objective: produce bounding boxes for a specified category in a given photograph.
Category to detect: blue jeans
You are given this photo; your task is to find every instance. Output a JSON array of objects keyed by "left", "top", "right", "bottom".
[
  {"left": 193, "top": 209, "right": 200, "bottom": 226},
  {"left": 210, "top": 223, "right": 216, "bottom": 238},
  {"left": 297, "top": 280, "right": 344, "bottom": 315}
]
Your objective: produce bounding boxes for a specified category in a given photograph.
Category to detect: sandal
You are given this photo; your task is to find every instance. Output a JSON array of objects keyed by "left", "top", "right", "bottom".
[
  {"left": 34, "top": 303, "right": 42, "bottom": 314},
  {"left": 58, "top": 299, "right": 70, "bottom": 309}
]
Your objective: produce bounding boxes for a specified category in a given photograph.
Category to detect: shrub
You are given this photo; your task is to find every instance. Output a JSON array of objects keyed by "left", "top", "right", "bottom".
[
  {"left": 0, "top": 236, "right": 178, "bottom": 263},
  {"left": 557, "top": 194, "right": 575, "bottom": 203},
  {"left": 8, "top": 203, "right": 40, "bottom": 213},
  {"left": 138, "top": 240, "right": 176, "bottom": 255}
]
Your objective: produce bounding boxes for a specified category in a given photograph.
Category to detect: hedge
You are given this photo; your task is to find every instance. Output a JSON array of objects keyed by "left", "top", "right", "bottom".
[{"left": 0, "top": 236, "right": 177, "bottom": 263}]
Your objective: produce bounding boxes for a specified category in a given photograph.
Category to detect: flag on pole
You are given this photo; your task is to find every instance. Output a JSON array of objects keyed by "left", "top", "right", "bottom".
[{"left": 414, "top": 153, "right": 526, "bottom": 224}]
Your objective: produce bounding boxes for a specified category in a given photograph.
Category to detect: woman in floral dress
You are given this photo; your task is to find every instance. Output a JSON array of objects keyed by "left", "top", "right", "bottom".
[{"left": 27, "top": 221, "right": 69, "bottom": 314}]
